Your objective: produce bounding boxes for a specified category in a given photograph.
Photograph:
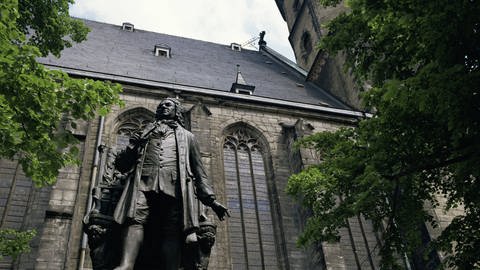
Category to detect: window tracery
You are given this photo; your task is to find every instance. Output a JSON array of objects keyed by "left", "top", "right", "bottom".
[
  {"left": 115, "top": 112, "right": 154, "bottom": 148},
  {"left": 223, "top": 125, "right": 278, "bottom": 269},
  {"left": 92, "top": 109, "right": 155, "bottom": 217}
]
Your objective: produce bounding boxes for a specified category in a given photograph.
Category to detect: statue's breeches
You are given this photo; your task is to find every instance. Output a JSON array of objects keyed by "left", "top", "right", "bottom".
[{"left": 132, "top": 191, "right": 181, "bottom": 230}]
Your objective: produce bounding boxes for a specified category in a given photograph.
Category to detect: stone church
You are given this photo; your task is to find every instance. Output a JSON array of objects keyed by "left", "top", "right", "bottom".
[{"left": 0, "top": 17, "right": 387, "bottom": 270}]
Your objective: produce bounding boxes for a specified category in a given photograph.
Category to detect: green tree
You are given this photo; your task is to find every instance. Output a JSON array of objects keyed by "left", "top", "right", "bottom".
[
  {"left": 287, "top": 0, "right": 479, "bottom": 268},
  {"left": 0, "top": 0, "right": 123, "bottom": 258},
  {"left": 0, "top": 230, "right": 36, "bottom": 260}
]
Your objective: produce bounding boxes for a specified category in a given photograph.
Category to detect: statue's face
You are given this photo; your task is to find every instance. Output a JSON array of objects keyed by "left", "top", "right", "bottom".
[{"left": 157, "top": 99, "right": 176, "bottom": 120}]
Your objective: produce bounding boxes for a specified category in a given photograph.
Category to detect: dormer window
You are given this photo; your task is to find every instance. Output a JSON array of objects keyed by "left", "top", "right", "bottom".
[
  {"left": 236, "top": 88, "right": 253, "bottom": 95},
  {"left": 122, "top": 22, "right": 134, "bottom": 32},
  {"left": 230, "top": 65, "right": 255, "bottom": 95},
  {"left": 230, "top": 43, "right": 242, "bottom": 52},
  {"left": 154, "top": 44, "right": 171, "bottom": 58}
]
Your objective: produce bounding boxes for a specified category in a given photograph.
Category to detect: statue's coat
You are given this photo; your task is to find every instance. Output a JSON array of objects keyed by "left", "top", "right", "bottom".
[{"left": 113, "top": 122, "right": 215, "bottom": 234}]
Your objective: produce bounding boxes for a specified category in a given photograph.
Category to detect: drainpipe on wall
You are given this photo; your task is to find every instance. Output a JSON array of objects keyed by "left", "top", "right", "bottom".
[{"left": 78, "top": 116, "right": 105, "bottom": 270}]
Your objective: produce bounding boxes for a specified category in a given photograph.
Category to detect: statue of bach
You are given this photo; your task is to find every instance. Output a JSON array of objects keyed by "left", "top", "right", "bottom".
[{"left": 111, "top": 98, "right": 229, "bottom": 270}]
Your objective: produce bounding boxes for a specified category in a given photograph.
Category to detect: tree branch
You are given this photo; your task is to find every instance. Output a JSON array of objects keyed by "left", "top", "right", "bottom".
[{"left": 384, "top": 152, "right": 473, "bottom": 180}]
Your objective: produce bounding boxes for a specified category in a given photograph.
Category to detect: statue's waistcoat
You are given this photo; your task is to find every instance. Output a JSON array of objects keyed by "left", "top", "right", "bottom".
[{"left": 140, "top": 126, "right": 178, "bottom": 198}]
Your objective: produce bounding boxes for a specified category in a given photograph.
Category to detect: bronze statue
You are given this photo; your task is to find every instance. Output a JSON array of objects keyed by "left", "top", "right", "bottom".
[{"left": 84, "top": 98, "right": 229, "bottom": 270}]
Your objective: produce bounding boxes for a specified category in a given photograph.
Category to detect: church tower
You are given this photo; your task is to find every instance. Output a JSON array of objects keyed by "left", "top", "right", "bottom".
[{"left": 275, "top": 0, "right": 362, "bottom": 109}]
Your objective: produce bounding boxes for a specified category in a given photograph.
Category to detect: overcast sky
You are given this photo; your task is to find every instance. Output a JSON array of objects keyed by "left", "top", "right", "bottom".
[{"left": 69, "top": 0, "right": 295, "bottom": 61}]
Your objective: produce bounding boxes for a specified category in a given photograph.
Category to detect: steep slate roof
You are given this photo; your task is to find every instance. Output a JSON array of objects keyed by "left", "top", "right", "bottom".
[{"left": 39, "top": 19, "right": 349, "bottom": 109}]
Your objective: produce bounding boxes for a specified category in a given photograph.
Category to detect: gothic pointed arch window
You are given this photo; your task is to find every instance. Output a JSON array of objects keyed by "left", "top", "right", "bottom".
[
  {"left": 114, "top": 107, "right": 155, "bottom": 148},
  {"left": 223, "top": 124, "right": 279, "bottom": 269},
  {"left": 92, "top": 108, "right": 155, "bottom": 217}
]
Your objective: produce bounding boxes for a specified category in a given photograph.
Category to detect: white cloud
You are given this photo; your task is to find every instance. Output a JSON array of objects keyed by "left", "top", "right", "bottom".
[{"left": 70, "top": 0, "right": 295, "bottom": 61}]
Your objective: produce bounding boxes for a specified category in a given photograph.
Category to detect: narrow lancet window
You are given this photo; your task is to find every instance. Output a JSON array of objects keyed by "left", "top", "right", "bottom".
[{"left": 223, "top": 126, "right": 278, "bottom": 269}]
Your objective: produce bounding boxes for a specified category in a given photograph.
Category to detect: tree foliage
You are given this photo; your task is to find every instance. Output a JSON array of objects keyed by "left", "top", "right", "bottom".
[
  {"left": 1, "top": 0, "right": 123, "bottom": 186},
  {"left": 0, "top": 0, "right": 123, "bottom": 258},
  {"left": 287, "top": 0, "right": 480, "bottom": 268},
  {"left": 0, "top": 230, "right": 35, "bottom": 259}
]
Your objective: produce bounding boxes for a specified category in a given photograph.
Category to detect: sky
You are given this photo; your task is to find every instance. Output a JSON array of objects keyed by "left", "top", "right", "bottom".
[{"left": 69, "top": 0, "right": 296, "bottom": 61}]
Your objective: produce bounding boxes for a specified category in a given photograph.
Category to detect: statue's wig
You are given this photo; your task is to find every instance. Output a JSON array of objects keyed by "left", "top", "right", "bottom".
[{"left": 155, "top": 97, "right": 185, "bottom": 127}]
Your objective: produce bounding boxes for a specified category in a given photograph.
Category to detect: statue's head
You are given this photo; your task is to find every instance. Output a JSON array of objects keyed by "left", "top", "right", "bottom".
[{"left": 155, "top": 97, "right": 185, "bottom": 127}]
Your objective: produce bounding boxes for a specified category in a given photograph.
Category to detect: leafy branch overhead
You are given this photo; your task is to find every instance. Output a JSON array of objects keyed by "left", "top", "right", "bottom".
[
  {"left": 288, "top": 0, "right": 479, "bottom": 268},
  {"left": 0, "top": 0, "right": 122, "bottom": 258},
  {"left": 0, "top": 230, "right": 35, "bottom": 259},
  {"left": 1, "top": 0, "right": 123, "bottom": 186}
]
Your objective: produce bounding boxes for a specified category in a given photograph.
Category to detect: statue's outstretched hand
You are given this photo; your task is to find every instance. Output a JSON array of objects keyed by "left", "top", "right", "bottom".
[{"left": 211, "top": 201, "right": 230, "bottom": 221}]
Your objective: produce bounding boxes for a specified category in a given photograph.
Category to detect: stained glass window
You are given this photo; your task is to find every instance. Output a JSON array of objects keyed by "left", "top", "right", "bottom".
[{"left": 223, "top": 126, "right": 278, "bottom": 269}]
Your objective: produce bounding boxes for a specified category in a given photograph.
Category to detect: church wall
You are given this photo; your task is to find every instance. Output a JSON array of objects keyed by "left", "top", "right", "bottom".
[
  {"left": 278, "top": 0, "right": 363, "bottom": 110},
  {"left": 89, "top": 85, "right": 351, "bottom": 270},
  {"left": 280, "top": 0, "right": 321, "bottom": 70},
  {"left": 2, "top": 82, "right": 370, "bottom": 270},
  {"left": 33, "top": 141, "right": 88, "bottom": 270},
  {"left": 0, "top": 159, "right": 52, "bottom": 270},
  {"left": 308, "top": 52, "right": 362, "bottom": 109},
  {"left": 289, "top": 5, "right": 321, "bottom": 70},
  {"left": 186, "top": 100, "right": 345, "bottom": 270},
  {"left": 310, "top": 1, "right": 346, "bottom": 30},
  {"left": 306, "top": 2, "right": 363, "bottom": 110},
  {"left": 281, "top": 0, "right": 304, "bottom": 32}
]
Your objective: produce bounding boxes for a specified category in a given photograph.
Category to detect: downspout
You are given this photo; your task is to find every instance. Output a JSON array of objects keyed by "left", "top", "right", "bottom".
[{"left": 78, "top": 116, "right": 105, "bottom": 270}]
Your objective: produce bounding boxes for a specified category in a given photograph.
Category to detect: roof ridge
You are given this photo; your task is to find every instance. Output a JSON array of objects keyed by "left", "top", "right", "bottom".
[
  {"left": 76, "top": 17, "right": 262, "bottom": 51},
  {"left": 260, "top": 45, "right": 307, "bottom": 77}
]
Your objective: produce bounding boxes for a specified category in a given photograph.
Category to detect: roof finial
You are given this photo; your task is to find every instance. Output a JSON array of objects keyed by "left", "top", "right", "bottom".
[
  {"left": 235, "top": 65, "right": 247, "bottom": 84},
  {"left": 258, "top": 31, "right": 267, "bottom": 48},
  {"left": 231, "top": 64, "right": 255, "bottom": 95}
]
